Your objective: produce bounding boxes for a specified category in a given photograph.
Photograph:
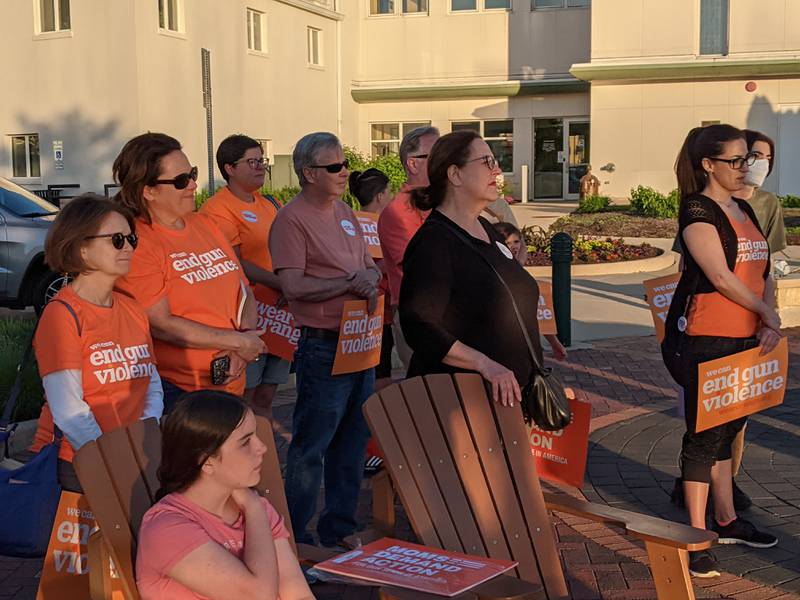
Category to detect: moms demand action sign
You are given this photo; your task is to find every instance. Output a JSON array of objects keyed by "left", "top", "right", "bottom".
[
  {"left": 314, "top": 538, "right": 516, "bottom": 596},
  {"left": 696, "top": 337, "right": 788, "bottom": 432}
]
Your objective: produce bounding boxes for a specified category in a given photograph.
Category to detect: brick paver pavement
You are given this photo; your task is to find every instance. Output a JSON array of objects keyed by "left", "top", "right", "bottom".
[{"left": 3, "top": 330, "right": 799, "bottom": 599}]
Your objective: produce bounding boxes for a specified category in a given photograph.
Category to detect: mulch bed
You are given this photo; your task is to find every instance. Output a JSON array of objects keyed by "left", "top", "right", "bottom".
[
  {"left": 526, "top": 243, "right": 662, "bottom": 266},
  {"left": 550, "top": 213, "right": 678, "bottom": 239}
]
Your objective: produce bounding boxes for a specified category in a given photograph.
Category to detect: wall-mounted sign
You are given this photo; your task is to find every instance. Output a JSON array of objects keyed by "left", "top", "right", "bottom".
[{"left": 53, "top": 140, "right": 64, "bottom": 170}]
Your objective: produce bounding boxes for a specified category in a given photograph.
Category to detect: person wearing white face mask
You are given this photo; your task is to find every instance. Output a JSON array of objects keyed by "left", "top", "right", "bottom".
[{"left": 741, "top": 130, "right": 786, "bottom": 255}]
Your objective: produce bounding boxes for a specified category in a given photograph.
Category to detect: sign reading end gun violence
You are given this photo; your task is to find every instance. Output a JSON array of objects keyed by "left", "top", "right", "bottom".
[
  {"left": 643, "top": 272, "right": 680, "bottom": 342},
  {"left": 314, "top": 537, "right": 517, "bottom": 596},
  {"left": 332, "top": 297, "right": 384, "bottom": 375},
  {"left": 537, "top": 281, "right": 557, "bottom": 335},
  {"left": 696, "top": 337, "right": 788, "bottom": 432}
]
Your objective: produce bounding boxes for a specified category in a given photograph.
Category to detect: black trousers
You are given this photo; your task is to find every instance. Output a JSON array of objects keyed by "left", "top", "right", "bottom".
[{"left": 663, "top": 335, "right": 757, "bottom": 483}]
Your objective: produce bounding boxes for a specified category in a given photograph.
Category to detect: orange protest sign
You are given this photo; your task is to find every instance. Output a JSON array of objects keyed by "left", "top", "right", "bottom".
[
  {"left": 254, "top": 285, "right": 300, "bottom": 361},
  {"left": 314, "top": 537, "right": 516, "bottom": 596},
  {"left": 695, "top": 337, "right": 788, "bottom": 433},
  {"left": 332, "top": 297, "right": 384, "bottom": 375},
  {"left": 37, "top": 491, "right": 123, "bottom": 600},
  {"left": 643, "top": 272, "right": 680, "bottom": 342},
  {"left": 355, "top": 211, "right": 382, "bottom": 259},
  {"left": 537, "top": 281, "right": 557, "bottom": 335},
  {"left": 529, "top": 393, "right": 591, "bottom": 489}
]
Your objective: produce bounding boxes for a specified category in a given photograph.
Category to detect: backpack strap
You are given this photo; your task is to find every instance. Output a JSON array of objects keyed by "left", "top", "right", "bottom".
[{"left": 50, "top": 299, "right": 82, "bottom": 337}]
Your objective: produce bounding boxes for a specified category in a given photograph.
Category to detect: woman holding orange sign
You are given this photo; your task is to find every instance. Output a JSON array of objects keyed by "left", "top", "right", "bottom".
[{"left": 662, "top": 124, "right": 780, "bottom": 578}]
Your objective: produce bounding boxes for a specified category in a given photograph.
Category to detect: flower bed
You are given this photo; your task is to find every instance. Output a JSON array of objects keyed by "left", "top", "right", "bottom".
[{"left": 520, "top": 226, "right": 663, "bottom": 266}]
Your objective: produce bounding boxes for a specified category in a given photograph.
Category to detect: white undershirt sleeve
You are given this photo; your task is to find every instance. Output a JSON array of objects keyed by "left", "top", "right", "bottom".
[
  {"left": 141, "top": 369, "right": 164, "bottom": 421},
  {"left": 41, "top": 370, "right": 102, "bottom": 451}
]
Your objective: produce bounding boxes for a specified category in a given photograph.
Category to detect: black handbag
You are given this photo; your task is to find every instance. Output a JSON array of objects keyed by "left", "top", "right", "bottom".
[{"left": 435, "top": 218, "right": 572, "bottom": 431}]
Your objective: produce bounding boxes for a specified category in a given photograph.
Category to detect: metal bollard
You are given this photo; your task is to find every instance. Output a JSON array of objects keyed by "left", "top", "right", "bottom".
[{"left": 550, "top": 232, "right": 573, "bottom": 347}]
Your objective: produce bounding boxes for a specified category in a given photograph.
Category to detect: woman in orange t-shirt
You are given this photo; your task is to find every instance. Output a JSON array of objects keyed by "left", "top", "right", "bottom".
[
  {"left": 662, "top": 125, "right": 780, "bottom": 577},
  {"left": 31, "top": 194, "right": 164, "bottom": 492},
  {"left": 112, "top": 134, "right": 266, "bottom": 412}
]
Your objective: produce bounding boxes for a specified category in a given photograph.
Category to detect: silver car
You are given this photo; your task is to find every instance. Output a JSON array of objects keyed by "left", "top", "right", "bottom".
[{"left": 0, "top": 177, "right": 67, "bottom": 314}]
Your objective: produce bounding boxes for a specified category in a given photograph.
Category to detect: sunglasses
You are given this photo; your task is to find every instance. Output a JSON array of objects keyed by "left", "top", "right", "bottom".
[
  {"left": 308, "top": 159, "right": 349, "bottom": 173},
  {"left": 154, "top": 166, "right": 199, "bottom": 190},
  {"left": 85, "top": 232, "right": 139, "bottom": 250}
]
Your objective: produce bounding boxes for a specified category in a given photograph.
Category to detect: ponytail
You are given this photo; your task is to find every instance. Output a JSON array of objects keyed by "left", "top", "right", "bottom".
[{"left": 348, "top": 168, "right": 390, "bottom": 208}]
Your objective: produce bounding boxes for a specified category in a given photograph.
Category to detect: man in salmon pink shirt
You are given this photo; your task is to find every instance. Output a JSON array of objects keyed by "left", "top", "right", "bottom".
[
  {"left": 377, "top": 126, "right": 440, "bottom": 371},
  {"left": 269, "top": 132, "right": 381, "bottom": 549}
]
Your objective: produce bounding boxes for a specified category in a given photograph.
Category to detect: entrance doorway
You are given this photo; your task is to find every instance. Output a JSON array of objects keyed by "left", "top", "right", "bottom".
[{"left": 533, "top": 117, "right": 590, "bottom": 200}]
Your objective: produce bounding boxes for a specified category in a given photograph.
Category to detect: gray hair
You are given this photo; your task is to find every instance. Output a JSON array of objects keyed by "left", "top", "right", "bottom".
[
  {"left": 293, "top": 132, "right": 341, "bottom": 187},
  {"left": 399, "top": 126, "right": 440, "bottom": 174}
]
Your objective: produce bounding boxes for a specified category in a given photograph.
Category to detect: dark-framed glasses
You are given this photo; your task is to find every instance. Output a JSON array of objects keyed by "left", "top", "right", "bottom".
[
  {"left": 309, "top": 159, "right": 349, "bottom": 173},
  {"left": 707, "top": 153, "right": 757, "bottom": 170},
  {"left": 154, "top": 166, "right": 199, "bottom": 190},
  {"left": 465, "top": 155, "right": 498, "bottom": 171},
  {"left": 410, "top": 154, "right": 429, "bottom": 160},
  {"left": 85, "top": 232, "right": 139, "bottom": 250},
  {"left": 234, "top": 157, "right": 267, "bottom": 169}
]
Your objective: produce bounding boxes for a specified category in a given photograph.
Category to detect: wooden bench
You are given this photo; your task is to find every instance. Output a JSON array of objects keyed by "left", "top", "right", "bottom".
[
  {"left": 363, "top": 374, "right": 718, "bottom": 600},
  {"left": 72, "top": 416, "right": 337, "bottom": 600}
]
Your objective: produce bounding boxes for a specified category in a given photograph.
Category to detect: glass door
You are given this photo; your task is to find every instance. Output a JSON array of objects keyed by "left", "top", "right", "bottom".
[
  {"left": 533, "top": 118, "right": 564, "bottom": 199},
  {"left": 565, "top": 119, "right": 590, "bottom": 199}
]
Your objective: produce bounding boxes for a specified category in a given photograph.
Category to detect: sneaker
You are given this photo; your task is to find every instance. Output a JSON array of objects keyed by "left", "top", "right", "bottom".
[
  {"left": 670, "top": 477, "right": 685, "bottom": 508},
  {"left": 689, "top": 550, "right": 721, "bottom": 578},
  {"left": 732, "top": 480, "right": 752, "bottom": 511},
  {"left": 364, "top": 455, "right": 384, "bottom": 476},
  {"left": 712, "top": 518, "right": 778, "bottom": 548}
]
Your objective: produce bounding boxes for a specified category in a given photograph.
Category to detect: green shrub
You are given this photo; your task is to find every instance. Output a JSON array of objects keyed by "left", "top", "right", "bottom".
[
  {"left": 576, "top": 194, "right": 611, "bottom": 214},
  {"left": 0, "top": 318, "right": 43, "bottom": 422},
  {"left": 629, "top": 185, "right": 679, "bottom": 218},
  {"left": 194, "top": 187, "right": 213, "bottom": 210},
  {"left": 261, "top": 185, "right": 300, "bottom": 205},
  {"left": 780, "top": 194, "right": 800, "bottom": 208},
  {"left": 343, "top": 146, "right": 406, "bottom": 210}
]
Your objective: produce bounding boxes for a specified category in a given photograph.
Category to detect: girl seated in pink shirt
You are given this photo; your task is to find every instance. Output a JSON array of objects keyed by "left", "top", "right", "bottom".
[{"left": 136, "top": 391, "right": 313, "bottom": 600}]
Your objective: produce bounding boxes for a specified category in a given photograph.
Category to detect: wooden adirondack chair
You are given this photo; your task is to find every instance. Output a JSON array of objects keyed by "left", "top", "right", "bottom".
[
  {"left": 72, "top": 415, "right": 335, "bottom": 600},
  {"left": 364, "top": 374, "right": 718, "bottom": 600}
]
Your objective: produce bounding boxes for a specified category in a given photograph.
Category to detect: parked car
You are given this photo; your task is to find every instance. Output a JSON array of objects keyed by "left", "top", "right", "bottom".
[{"left": 0, "top": 177, "right": 67, "bottom": 314}]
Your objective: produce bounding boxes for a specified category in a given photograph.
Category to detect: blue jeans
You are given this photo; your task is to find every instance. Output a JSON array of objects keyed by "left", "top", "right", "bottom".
[{"left": 283, "top": 333, "right": 374, "bottom": 545}]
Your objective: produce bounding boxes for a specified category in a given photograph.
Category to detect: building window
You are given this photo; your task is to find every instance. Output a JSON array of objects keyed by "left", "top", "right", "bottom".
[
  {"left": 452, "top": 120, "right": 513, "bottom": 172},
  {"left": 247, "top": 8, "right": 265, "bottom": 52},
  {"left": 451, "top": 0, "right": 477, "bottom": 11},
  {"left": 403, "top": 0, "right": 428, "bottom": 13},
  {"left": 370, "top": 0, "right": 395, "bottom": 14},
  {"left": 38, "top": 0, "right": 71, "bottom": 33},
  {"left": 158, "top": 0, "right": 180, "bottom": 32},
  {"left": 532, "top": 0, "right": 589, "bottom": 8},
  {"left": 484, "top": 0, "right": 511, "bottom": 9},
  {"left": 700, "top": 0, "right": 728, "bottom": 55},
  {"left": 9, "top": 134, "right": 41, "bottom": 179},
  {"left": 370, "top": 122, "right": 431, "bottom": 157},
  {"left": 307, "top": 27, "right": 322, "bottom": 66}
]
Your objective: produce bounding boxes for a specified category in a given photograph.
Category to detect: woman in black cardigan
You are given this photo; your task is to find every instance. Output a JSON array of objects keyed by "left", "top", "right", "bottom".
[
  {"left": 399, "top": 130, "right": 564, "bottom": 408},
  {"left": 663, "top": 124, "right": 781, "bottom": 577}
]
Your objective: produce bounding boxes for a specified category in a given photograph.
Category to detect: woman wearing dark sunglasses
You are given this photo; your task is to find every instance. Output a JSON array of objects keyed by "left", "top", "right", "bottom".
[
  {"left": 29, "top": 194, "right": 164, "bottom": 491},
  {"left": 662, "top": 124, "right": 780, "bottom": 578},
  {"left": 112, "top": 133, "right": 265, "bottom": 413}
]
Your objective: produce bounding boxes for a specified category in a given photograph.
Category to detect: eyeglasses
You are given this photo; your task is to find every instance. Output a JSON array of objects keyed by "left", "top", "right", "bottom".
[
  {"left": 154, "top": 166, "right": 199, "bottom": 190},
  {"left": 84, "top": 232, "right": 139, "bottom": 250},
  {"left": 308, "top": 159, "right": 349, "bottom": 173},
  {"left": 234, "top": 157, "right": 267, "bottom": 169},
  {"left": 707, "top": 153, "right": 757, "bottom": 170},
  {"left": 464, "top": 155, "right": 498, "bottom": 171},
  {"left": 410, "top": 154, "right": 429, "bottom": 160}
]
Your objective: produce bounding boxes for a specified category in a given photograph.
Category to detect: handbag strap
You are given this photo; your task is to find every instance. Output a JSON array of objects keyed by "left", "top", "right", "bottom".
[
  {"left": 432, "top": 217, "right": 547, "bottom": 374},
  {"left": 0, "top": 299, "right": 80, "bottom": 445}
]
